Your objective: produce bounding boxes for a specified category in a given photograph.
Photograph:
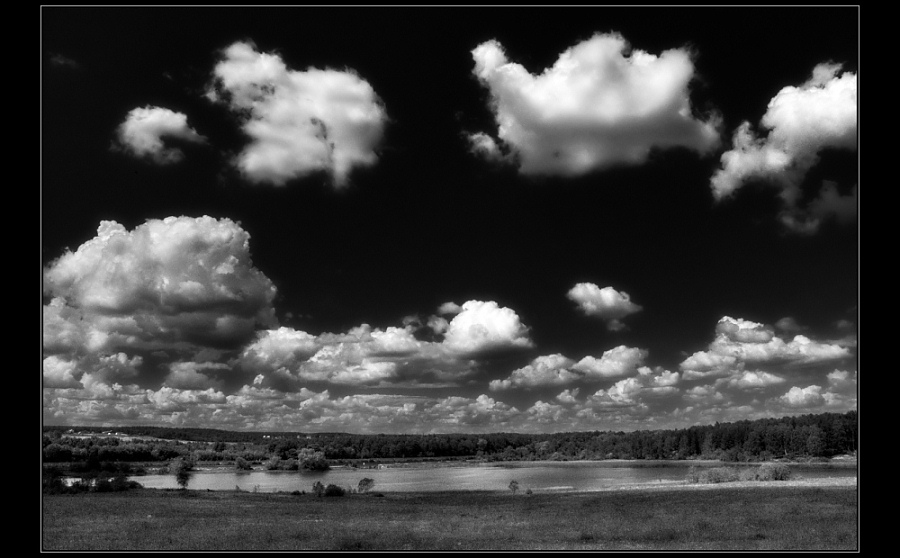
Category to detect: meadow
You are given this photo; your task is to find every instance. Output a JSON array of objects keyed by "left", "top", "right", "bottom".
[{"left": 42, "top": 481, "right": 857, "bottom": 551}]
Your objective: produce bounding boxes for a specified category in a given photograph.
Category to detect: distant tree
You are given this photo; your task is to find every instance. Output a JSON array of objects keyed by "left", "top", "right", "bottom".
[
  {"left": 312, "top": 481, "right": 325, "bottom": 497},
  {"left": 508, "top": 480, "right": 519, "bottom": 494},
  {"left": 234, "top": 457, "right": 252, "bottom": 471},
  {"left": 358, "top": 478, "right": 375, "bottom": 493},
  {"left": 172, "top": 458, "right": 193, "bottom": 490},
  {"left": 298, "top": 448, "right": 330, "bottom": 471},
  {"left": 324, "top": 484, "right": 346, "bottom": 497}
]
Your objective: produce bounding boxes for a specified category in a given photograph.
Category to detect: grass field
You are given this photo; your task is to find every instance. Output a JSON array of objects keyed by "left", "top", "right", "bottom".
[{"left": 42, "top": 481, "right": 857, "bottom": 551}]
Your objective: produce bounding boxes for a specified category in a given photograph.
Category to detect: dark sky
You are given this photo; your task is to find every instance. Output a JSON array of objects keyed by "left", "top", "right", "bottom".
[{"left": 42, "top": 6, "right": 858, "bottom": 434}]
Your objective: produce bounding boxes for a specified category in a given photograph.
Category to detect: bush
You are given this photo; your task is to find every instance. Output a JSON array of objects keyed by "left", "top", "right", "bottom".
[
  {"left": 685, "top": 466, "right": 702, "bottom": 484},
  {"left": 757, "top": 463, "right": 792, "bottom": 481},
  {"left": 358, "top": 478, "right": 375, "bottom": 493},
  {"left": 699, "top": 467, "right": 739, "bottom": 484},
  {"left": 323, "top": 484, "right": 346, "bottom": 497}
]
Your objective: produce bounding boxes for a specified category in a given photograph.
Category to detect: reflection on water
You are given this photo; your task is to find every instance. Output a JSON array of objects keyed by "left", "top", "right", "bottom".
[{"left": 129, "top": 462, "right": 856, "bottom": 493}]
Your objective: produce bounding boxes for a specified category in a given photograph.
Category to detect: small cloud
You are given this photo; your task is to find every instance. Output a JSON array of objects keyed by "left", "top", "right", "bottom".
[
  {"left": 780, "top": 385, "right": 825, "bottom": 408},
  {"left": 567, "top": 283, "right": 642, "bottom": 331},
  {"left": 489, "top": 354, "right": 579, "bottom": 390},
  {"left": 49, "top": 53, "right": 81, "bottom": 69},
  {"left": 775, "top": 317, "right": 806, "bottom": 334},
  {"left": 112, "top": 106, "right": 207, "bottom": 164}
]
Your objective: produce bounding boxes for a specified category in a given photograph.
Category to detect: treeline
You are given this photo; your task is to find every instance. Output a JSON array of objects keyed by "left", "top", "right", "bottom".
[{"left": 43, "top": 410, "right": 856, "bottom": 465}]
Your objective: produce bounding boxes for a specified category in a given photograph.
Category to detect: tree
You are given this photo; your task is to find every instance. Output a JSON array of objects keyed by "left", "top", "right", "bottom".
[
  {"left": 298, "top": 448, "right": 330, "bottom": 471},
  {"left": 358, "top": 478, "right": 375, "bottom": 493},
  {"left": 312, "top": 481, "right": 325, "bottom": 497},
  {"left": 234, "top": 457, "right": 252, "bottom": 471},
  {"left": 508, "top": 480, "right": 519, "bottom": 494},
  {"left": 171, "top": 458, "right": 193, "bottom": 490}
]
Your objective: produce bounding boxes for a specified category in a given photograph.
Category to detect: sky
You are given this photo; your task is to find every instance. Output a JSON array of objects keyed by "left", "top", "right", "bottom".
[{"left": 41, "top": 6, "right": 858, "bottom": 435}]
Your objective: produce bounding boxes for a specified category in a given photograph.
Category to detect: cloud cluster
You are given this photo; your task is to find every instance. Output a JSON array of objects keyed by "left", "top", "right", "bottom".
[
  {"left": 241, "top": 300, "right": 534, "bottom": 389},
  {"left": 468, "top": 34, "right": 721, "bottom": 176},
  {"left": 710, "top": 63, "right": 857, "bottom": 233},
  {"left": 680, "top": 316, "right": 852, "bottom": 380},
  {"left": 206, "top": 41, "right": 387, "bottom": 187},
  {"left": 490, "top": 345, "right": 649, "bottom": 390},
  {"left": 567, "top": 283, "right": 642, "bottom": 331},
  {"left": 112, "top": 106, "right": 207, "bottom": 164}
]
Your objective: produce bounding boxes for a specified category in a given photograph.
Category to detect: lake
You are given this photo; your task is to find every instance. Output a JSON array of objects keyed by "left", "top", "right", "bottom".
[{"left": 130, "top": 461, "right": 857, "bottom": 493}]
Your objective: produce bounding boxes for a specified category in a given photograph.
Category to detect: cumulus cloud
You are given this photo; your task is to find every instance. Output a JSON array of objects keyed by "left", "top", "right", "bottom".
[
  {"left": 489, "top": 354, "right": 579, "bottom": 390},
  {"left": 556, "top": 388, "right": 580, "bottom": 404},
  {"left": 206, "top": 41, "right": 387, "bottom": 187},
  {"left": 164, "top": 362, "right": 228, "bottom": 391},
  {"left": 42, "top": 216, "right": 279, "bottom": 387},
  {"left": 780, "top": 385, "right": 826, "bottom": 408},
  {"left": 469, "top": 34, "right": 720, "bottom": 176},
  {"left": 43, "top": 356, "right": 81, "bottom": 389},
  {"left": 719, "top": 370, "right": 786, "bottom": 390},
  {"left": 572, "top": 345, "right": 648, "bottom": 378},
  {"left": 681, "top": 316, "right": 850, "bottom": 380},
  {"left": 710, "top": 63, "right": 857, "bottom": 233},
  {"left": 441, "top": 300, "right": 533, "bottom": 355},
  {"left": 567, "top": 283, "right": 642, "bottom": 330},
  {"left": 112, "top": 106, "right": 207, "bottom": 164}
]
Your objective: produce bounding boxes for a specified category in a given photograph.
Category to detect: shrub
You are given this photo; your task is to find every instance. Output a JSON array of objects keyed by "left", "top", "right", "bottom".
[
  {"left": 358, "top": 478, "right": 375, "bottom": 493},
  {"left": 685, "top": 466, "right": 702, "bottom": 484},
  {"left": 757, "top": 463, "right": 792, "bottom": 481},
  {"left": 739, "top": 467, "right": 758, "bottom": 481},
  {"left": 699, "top": 467, "right": 739, "bottom": 484},
  {"left": 323, "top": 484, "right": 346, "bottom": 497},
  {"left": 235, "top": 457, "right": 252, "bottom": 471}
]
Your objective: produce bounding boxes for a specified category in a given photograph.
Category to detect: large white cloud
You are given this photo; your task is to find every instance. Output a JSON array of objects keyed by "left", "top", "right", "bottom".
[
  {"left": 112, "top": 106, "right": 207, "bottom": 164},
  {"left": 710, "top": 63, "right": 857, "bottom": 233},
  {"left": 42, "top": 216, "right": 278, "bottom": 384},
  {"left": 567, "top": 283, "right": 642, "bottom": 331},
  {"left": 469, "top": 34, "right": 720, "bottom": 176},
  {"left": 206, "top": 41, "right": 387, "bottom": 187},
  {"left": 441, "top": 300, "right": 533, "bottom": 355}
]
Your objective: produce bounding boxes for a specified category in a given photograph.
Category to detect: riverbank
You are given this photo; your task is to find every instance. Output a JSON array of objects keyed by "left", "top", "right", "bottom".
[{"left": 42, "top": 476, "right": 856, "bottom": 551}]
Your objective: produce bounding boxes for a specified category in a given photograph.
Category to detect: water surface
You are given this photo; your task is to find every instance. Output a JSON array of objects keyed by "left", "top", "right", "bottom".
[{"left": 130, "top": 461, "right": 856, "bottom": 493}]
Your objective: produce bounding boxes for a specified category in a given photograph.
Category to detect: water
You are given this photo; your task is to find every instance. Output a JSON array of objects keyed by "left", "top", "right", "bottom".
[{"left": 129, "top": 461, "right": 856, "bottom": 493}]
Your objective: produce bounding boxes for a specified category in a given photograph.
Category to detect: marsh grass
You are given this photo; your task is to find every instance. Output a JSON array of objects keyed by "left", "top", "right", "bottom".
[{"left": 42, "top": 486, "right": 856, "bottom": 551}]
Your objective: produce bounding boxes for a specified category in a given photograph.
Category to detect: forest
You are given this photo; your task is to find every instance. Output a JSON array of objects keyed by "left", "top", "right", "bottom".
[{"left": 42, "top": 410, "right": 856, "bottom": 467}]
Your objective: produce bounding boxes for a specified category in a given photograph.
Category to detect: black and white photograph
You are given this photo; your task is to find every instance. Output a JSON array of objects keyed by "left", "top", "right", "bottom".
[{"left": 42, "top": 5, "right": 858, "bottom": 551}]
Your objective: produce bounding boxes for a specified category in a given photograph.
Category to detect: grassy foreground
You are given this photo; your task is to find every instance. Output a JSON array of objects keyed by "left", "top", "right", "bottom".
[{"left": 42, "top": 485, "right": 857, "bottom": 551}]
